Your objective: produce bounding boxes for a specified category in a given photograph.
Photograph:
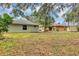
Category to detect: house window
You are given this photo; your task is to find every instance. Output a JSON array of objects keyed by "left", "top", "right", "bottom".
[
  {"left": 34, "top": 25, "right": 37, "bottom": 27},
  {"left": 23, "top": 25, "right": 27, "bottom": 30}
]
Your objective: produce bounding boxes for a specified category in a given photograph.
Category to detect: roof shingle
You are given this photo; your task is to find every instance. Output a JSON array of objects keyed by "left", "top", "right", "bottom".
[{"left": 12, "top": 17, "right": 38, "bottom": 25}]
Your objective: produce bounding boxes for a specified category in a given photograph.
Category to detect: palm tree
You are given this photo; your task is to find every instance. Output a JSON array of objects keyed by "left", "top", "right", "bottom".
[
  {"left": 35, "top": 3, "right": 56, "bottom": 31},
  {"left": 65, "top": 4, "right": 79, "bottom": 31}
]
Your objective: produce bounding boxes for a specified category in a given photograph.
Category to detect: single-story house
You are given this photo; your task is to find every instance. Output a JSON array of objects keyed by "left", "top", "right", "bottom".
[
  {"left": 52, "top": 23, "right": 66, "bottom": 31},
  {"left": 52, "top": 23, "right": 78, "bottom": 32},
  {"left": 65, "top": 22, "right": 78, "bottom": 32},
  {"left": 8, "top": 17, "right": 39, "bottom": 32},
  {"left": 66, "top": 26, "right": 78, "bottom": 32}
]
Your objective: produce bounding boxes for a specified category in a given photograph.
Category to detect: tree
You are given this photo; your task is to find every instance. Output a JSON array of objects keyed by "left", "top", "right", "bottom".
[
  {"left": 12, "top": 3, "right": 42, "bottom": 17},
  {"left": 65, "top": 13, "right": 74, "bottom": 29},
  {"left": 0, "top": 13, "right": 13, "bottom": 39},
  {"left": 32, "top": 3, "right": 55, "bottom": 31},
  {"left": 65, "top": 4, "right": 79, "bottom": 30},
  {"left": 13, "top": 8, "right": 24, "bottom": 17}
]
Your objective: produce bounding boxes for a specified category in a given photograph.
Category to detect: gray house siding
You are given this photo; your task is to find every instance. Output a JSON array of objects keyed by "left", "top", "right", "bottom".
[{"left": 8, "top": 24, "right": 39, "bottom": 32}]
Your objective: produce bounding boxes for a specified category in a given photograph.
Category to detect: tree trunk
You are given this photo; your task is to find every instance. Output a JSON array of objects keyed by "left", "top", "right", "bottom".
[
  {"left": 44, "top": 17, "right": 47, "bottom": 32},
  {"left": 44, "top": 19, "right": 47, "bottom": 32},
  {"left": 68, "top": 21, "right": 70, "bottom": 31}
]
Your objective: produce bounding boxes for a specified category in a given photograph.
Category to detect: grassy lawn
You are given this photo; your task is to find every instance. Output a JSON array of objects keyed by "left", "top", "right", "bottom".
[{"left": 0, "top": 32, "right": 79, "bottom": 56}]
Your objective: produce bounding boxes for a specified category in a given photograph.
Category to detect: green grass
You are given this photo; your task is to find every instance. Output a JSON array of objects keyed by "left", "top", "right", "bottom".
[
  {"left": 0, "top": 32, "right": 79, "bottom": 56},
  {"left": 4, "top": 32, "right": 79, "bottom": 40}
]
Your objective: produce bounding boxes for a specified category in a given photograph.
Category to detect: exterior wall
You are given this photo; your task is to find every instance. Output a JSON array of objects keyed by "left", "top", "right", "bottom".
[
  {"left": 66, "top": 27, "right": 70, "bottom": 31},
  {"left": 68, "top": 26, "right": 77, "bottom": 31},
  {"left": 53, "top": 26, "right": 65, "bottom": 31},
  {"left": 8, "top": 24, "right": 39, "bottom": 32},
  {"left": 57, "top": 26, "right": 65, "bottom": 31},
  {"left": 52, "top": 26, "right": 78, "bottom": 32}
]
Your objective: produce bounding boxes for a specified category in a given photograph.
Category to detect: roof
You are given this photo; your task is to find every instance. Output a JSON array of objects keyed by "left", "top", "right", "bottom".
[
  {"left": 52, "top": 23, "right": 66, "bottom": 27},
  {"left": 64, "top": 22, "right": 78, "bottom": 27},
  {"left": 52, "top": 22, "right": 78, "bottom": 27},
  {"left": 12, "top": 17, "right": 38, "bottom": 26}
]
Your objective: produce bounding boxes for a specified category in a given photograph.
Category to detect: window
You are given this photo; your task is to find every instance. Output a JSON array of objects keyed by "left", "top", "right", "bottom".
[
  {"left": 34, "top": 25, "right": 37, "bottom": 27},
  {"left": 23, "top": 25, "right": 27, "bottom": 30}
]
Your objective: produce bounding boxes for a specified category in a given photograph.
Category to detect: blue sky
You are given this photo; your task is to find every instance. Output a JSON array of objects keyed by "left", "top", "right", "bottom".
[
  {"left": 0, "top": 4, "right": 72, "bottom": 24},
  {"left": 49, "top": 11, "right": 65, "bottom": 24},
  {"left": 24, "top": 6, "right": 33, "bottom": 16}
]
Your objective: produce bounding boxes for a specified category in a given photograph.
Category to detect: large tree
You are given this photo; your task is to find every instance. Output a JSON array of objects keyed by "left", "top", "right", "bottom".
[
  {"left": 25, "top": 3, "right": 55, "bottom": 31},
  {"left": 0, "top": 13, "right": 13, "bottom": 39},
  {"left": 32, "top": 3, "right": 55, "bottom": 31},
  {"left": 12, "top": 3, "right": 42, "bottom": 17},
  {"left": 65, "top": 4, "right": 79, "bottom": 30}
]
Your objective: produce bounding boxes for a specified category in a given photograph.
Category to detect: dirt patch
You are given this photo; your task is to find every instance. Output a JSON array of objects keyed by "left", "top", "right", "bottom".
[{"left": 7, "top": 39, "right": 79, "bottom": 56}]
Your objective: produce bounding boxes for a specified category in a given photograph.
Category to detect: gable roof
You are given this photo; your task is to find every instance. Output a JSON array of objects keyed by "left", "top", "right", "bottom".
[
  {"left": 52, "top": 23, "right": 65, "bottom": 26},
  {"left": 52, "top": 22, "right": 78, "bottom": 27},
  {"left": 12, "top": 17, "right": 38, "bottom": 26},
  {"left": 52, "top": 22, "right": 79, "bottom": 27},
  {"left": 63, "top": 22, "right": 78, "bottom": 27}
]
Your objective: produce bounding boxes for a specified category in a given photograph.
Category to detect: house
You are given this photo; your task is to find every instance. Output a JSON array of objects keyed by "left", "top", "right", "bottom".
[
  {"left": 8, "top": 17, "right": 39, "bottom": 32},
  {"left": 65, "top": 22, "right": 78, "bottom": 32},
  {"left": 52, "top": 23, "right": 78, "bottom": 32},
  {"left": 66, "top": 26, "right": 78, "bottom": 32},
  {"left": 52, "top": 23, "right": 66, "bottom": 31}
]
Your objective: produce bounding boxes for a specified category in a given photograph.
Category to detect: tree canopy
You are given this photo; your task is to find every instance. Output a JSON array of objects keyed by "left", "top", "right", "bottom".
[
  {"left": 65, "top": 4, "right": 79, "bottom": 23},
  {"left": 0, "top": 13, "right": 13, "bottom": 39}
]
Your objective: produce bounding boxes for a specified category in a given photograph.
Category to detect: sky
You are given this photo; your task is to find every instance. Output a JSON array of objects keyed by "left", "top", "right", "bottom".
[
  {"left": 0, "top": 3, "right": 73, "bottom": 24},
  {"left": 0, "top": 4, "right": 33, "bottom": 16},
  {"left": 24, "top": 7, "right": 32, "bottom": 16},
  {"left": 51, "top": 4, "right": 74, "bottom": 24}
]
